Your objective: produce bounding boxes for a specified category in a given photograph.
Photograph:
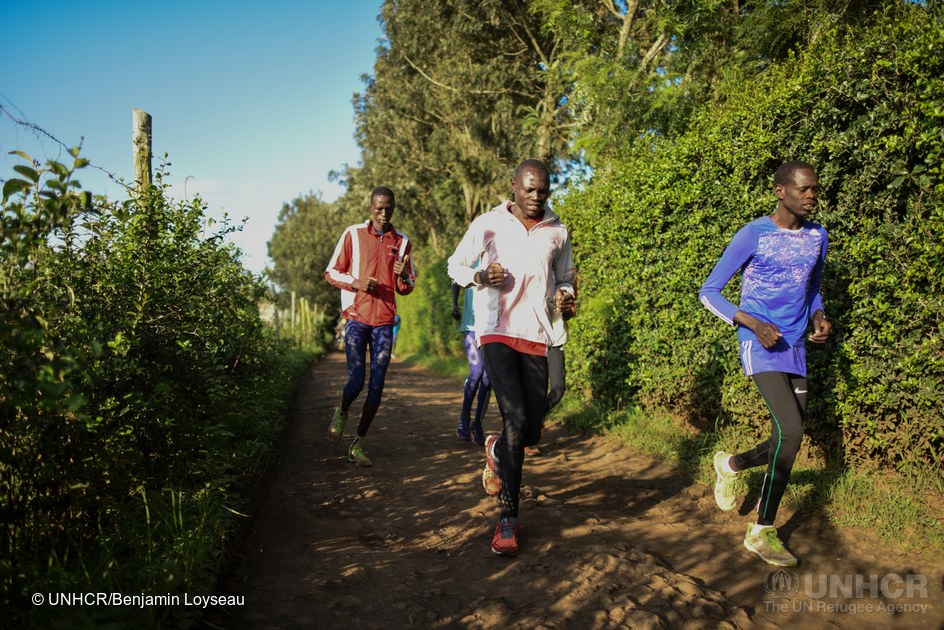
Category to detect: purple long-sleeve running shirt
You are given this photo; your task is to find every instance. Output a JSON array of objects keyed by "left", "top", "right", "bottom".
[{"left": 699, "top": 216, "right": 828, "bottom": 376}]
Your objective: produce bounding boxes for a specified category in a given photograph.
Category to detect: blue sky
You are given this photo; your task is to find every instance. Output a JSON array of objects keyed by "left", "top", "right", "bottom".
[{"left": 1, "top": 0, "right": 384, "bottom": 275}]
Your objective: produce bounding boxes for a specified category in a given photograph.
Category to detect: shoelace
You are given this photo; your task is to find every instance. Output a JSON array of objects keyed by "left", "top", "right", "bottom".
[
  {"left": 499, "top": 520, "right": 516, "bottom": 539},
  {"left": 763, "top": 531, "right": 785, "bottom": 551}
]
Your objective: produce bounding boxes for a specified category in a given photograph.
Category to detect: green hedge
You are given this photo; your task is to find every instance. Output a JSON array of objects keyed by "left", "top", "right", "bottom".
[
  {"left": 394, "top": 249, "right": 466, "bottom": 360},
  {"left": 1, "top": 154, "right": 297, "bottom": 627},
  {"left": 555, "top": 5, "right": 944, "bottom": 478}
]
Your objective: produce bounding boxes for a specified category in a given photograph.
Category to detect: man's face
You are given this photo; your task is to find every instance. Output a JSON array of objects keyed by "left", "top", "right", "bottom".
[
  {"left": 512, "top": 168, "right": 550, "bottom": 220},
  {"left": 776, "top": 168, "right": 819, "bottom": 219},
  {"left": 370, "top": 195, "right": 395, "bottom": 232}
]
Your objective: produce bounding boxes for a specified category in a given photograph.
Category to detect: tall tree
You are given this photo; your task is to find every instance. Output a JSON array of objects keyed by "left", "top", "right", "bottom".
[
  {"left": 335, "top": 0, "right": 573, "bottom": 252},
  {"left": 266, "top": 192, "right": 360, "bottom": 314}
]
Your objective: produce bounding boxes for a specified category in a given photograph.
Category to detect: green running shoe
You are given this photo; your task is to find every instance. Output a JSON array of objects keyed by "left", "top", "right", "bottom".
[
  {"left": 348, "top": 437, "right": 373, "bottom": 468},
  {"left": 744, "top": 525, "right": 798, "bottom": 567},
  {"left": 327, "top": 406, "right": 348, "bottom": 444},
  {"left": 713, "top": 451, "right": 738, "bottom": 511}
]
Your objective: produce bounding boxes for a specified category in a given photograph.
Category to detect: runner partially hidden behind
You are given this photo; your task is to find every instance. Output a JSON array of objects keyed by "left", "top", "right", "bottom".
[
  {"left": 699, "top": 160, "right": 832, "bottom": 567},
  {"left": 448, "top": 159, "right": 575, "bottom": 557},
  {"left": 528, "top": 273, "right": 576, "bottom": 457},
  {"left": 451, "top": 275, "right": 491, "bottom": 446},
  {"left": 325, "top": 186, "right": 415, "bottom": 467}
]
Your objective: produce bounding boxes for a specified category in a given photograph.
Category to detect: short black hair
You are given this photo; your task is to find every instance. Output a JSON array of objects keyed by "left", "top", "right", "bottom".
[
  {"left": 370, "top": 186, "right": 395, "bottom": 204},
  {"left": 514, "top": 159, "right": 549, "bottom": 181},
  {"left": 774, "top": 160, "right": 815, "bottom": 188}
]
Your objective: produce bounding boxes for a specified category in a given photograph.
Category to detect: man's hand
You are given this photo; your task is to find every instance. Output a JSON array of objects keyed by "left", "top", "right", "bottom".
[
  {"left": 476, "top": 262, "right": 506, "bottom": 287},
  {"left": 393, "top": 253, "right": 411, "bottom": 279},
  {"left": 752, "top": 321, "right": 783, "bottom": 348},
  {"left": 555, "top": 289, "right": 575, "bottom": 318},
  {"left": 735, "top": 311, "right": 782, "bottom": 349},
  {"left": 352, "top": 277, "right": 378, "bottom": 292},
  {"left": 808, "top": 310, "right": 831, "bottom": 344},
  {"left": 451, "top": 306, "right": 461, "bottom": 322}
]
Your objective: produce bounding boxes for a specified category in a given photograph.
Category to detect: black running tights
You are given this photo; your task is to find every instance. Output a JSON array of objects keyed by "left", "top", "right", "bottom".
[
  {"left": 733, "top": 371, "right": 807, "bottom": 523},
  {"left": 482, "top": 343, "right": 548, "bottom": 519}
]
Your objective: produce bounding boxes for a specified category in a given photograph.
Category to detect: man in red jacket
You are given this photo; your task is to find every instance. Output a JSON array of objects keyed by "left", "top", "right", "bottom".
[{"left": 324, "top": 187, "right": 415, "bottom": 467}]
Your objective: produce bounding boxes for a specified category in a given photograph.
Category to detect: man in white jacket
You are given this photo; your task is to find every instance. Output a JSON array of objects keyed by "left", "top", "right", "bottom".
[{"left": 447, "top": 159, "right": 575, "bottom": 556}]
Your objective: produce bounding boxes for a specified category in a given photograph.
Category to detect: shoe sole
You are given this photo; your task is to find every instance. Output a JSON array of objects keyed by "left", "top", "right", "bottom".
[
  {"left": 483, "top": 436, "right": 500, "bottom": 495},
  {"left": 348, "top": 454, "right": 373, "bottom": 468},
  {"left": 491, "top": 545, "right": 518, "bottom": 556},
  {"left": 743, "top": 538, "right": 798, "bottom": 567},
  {"left": 713, "top": 452, "right": 736, "bottom": 511},
  {"left": 482, "top": 467, "right": 499, "bottom": 495}
]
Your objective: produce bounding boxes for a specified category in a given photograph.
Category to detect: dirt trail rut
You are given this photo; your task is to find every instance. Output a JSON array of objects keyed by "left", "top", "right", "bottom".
[{"left": 209, "top": 352, "right": 943, "bottom": 630}]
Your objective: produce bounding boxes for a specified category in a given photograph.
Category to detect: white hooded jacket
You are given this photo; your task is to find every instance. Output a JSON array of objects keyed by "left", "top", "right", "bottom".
[{"left": 447, "top": 202, "right": 575, "bottom": 353}]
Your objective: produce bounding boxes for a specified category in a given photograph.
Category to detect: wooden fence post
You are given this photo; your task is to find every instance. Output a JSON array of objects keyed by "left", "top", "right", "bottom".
[
  {"left": 132, "top": 108, "right": 152, "bottom": 195},
  {"left": 291, "top": 291, "right": 296, "bottom": 334},
  {"left": 300, "top": 298, "right": 307, "bottom": 335}
]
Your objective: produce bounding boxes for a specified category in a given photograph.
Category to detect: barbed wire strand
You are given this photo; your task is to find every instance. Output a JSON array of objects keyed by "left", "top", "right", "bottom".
[{"left": 0, "top": 96, "right": 121, "bottom": 185}]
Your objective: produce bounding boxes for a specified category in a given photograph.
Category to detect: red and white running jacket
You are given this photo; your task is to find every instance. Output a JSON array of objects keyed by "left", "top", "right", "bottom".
[
  {"left": 325, "top": 221, "right": 415, "bottom": 326},
  {"left": 447, "top": 202, "right": 575, "bottom": 355}
]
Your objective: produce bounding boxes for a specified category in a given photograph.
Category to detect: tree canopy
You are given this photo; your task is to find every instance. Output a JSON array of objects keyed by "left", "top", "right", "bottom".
[
  {"left": 333, "top": 0, "right": 574, "bottom": 252},
  {"left": 532, "top": 0, "right": 894, "bottom": 156},
  {"left": 270, "top": 0, "right": 912, "bottom": 322}
]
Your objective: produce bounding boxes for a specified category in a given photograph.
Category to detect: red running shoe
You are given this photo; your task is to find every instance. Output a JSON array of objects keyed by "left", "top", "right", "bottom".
[{"left": 491, "top": 517, "right": 519, "bottom": 556}]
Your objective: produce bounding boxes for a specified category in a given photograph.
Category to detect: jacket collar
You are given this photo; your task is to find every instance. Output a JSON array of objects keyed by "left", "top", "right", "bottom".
[
  {"left": 499, "top": 201, "right": 559, "bottom": 227},
  {"left": 365, "top": 220, "right": 397, "bottom": 238}
]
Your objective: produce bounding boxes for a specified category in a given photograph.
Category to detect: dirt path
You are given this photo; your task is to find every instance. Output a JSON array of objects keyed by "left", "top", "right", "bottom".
[{"left": 209, "top": 352, "right": 943, "bottom": 630}]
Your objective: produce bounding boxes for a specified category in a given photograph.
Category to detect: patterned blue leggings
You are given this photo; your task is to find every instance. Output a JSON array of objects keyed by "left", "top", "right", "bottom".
[
  {"left": 461, "top": 331, "right": 492, "bottom": 426},
  {"left": 342, "top": 320, "right": 394, "bottom": 407}
]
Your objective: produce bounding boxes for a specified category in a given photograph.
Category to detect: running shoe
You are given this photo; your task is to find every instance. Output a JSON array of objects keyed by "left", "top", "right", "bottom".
[
  {"left": 457, "top": 415, "right": 471, "bottom": 441},
  {"left": 470, "top": 422, "right": 485, "bottom": 446},
  {"left": 348, "top": 438, "right": 373, "bottom": 468},
  {"left": 491, "top": 517, "right": 520, "bottom": 556},
  {"left": 524, "top": 446, "right": 541, "bottom": 456},
  {"left": 713, "top": 451, "right": 738, "bottom": 511},
  {"left": 744, "top": 525, "right": 797, "bottom": 567},
  {"left": 327, "top": 406, "right": 348, "bottom": 444},
  {"left": 482, "top": 435, "right": 500, "bottom": 495}
]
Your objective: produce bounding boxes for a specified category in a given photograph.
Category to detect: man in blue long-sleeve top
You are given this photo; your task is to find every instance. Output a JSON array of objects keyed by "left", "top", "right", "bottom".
[{"left": 699, "top": 160, "right": 832, "bottom": 567}]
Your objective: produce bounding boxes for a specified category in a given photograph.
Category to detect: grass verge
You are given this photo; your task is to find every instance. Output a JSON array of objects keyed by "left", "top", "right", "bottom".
[{"left": 551, "top": 395, "right": 944, "bottom": 562}]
